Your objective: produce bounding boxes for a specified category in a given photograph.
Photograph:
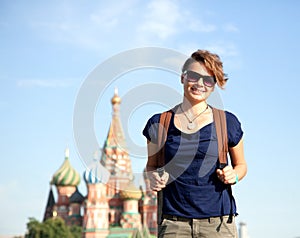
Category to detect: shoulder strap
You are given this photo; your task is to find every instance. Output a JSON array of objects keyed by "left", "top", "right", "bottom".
[
  {"left": 156, "top": 109, "right": 172, "bottom": 226},
  {"left": 212, "top": 107, "right": 235, "bottom": 223},
  {"left": 212, "top": 107, "right": 228, "bottom": 167},
  {"left": 156, "top": 106, "right": 230, "bottom": 225},
  {"left": 157, "top": 110, "right": 172, "bottom": 168},
  {"left": 157, "top": 107, "right": 228, "bottom": 167}
]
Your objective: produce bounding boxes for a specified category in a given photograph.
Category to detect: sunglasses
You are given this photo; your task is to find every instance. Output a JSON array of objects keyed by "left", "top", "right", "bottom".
[{"left": 183, "top": 70, "right": 216, "bottom": 87}]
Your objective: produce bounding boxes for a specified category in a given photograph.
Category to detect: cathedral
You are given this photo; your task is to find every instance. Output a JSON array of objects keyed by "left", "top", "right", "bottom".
[{"left": 43, "top": 90, "right": 157, "bottom": 237}]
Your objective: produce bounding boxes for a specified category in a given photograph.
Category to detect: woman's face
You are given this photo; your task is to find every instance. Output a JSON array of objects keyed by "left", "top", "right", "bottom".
[{"left": 181, "top": 61, "right": 215, "bottom": 104}]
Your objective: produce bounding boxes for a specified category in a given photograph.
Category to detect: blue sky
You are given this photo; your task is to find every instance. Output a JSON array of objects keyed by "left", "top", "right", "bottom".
[{"left": 1, "top": 1, "right": 300, "bottom": 237}]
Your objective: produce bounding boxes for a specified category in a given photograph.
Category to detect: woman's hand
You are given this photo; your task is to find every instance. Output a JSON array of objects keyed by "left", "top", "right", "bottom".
[
  {"left": 149, "top": 171, "right": 169, "bottom": 191},
  {"left": 216, "top": 165, "right": 237, "bottom": 185}
]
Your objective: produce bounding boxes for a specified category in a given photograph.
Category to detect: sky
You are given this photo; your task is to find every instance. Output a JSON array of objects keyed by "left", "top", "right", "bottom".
[{"left": 1, "top": 1, "right": 300, "bottom": 237}]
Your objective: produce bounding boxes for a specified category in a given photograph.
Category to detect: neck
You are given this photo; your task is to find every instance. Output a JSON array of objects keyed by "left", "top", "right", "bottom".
[{"left": 181, "top": 98, "right": 208, "bottom": 114}]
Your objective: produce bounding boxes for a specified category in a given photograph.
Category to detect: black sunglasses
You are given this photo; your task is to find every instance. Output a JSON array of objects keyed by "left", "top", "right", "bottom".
[{"left": 183, "top": 70, "right": 216, "bottom": 87}]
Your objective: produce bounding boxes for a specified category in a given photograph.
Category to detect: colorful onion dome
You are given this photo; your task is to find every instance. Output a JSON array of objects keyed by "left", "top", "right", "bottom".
[
  {"left": 120, "top": 180, "right": 142, "bottom": 200},
  {"left": 83, "top": 159, "right": 110, "bottom": 184},
  {"left": 51, "top": 148, "right": 81, "bottom": 186}
]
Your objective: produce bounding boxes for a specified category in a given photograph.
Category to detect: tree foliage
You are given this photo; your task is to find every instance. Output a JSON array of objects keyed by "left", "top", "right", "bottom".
[{"left": 25, "top": 217, "right": 82, "bottom": 238}]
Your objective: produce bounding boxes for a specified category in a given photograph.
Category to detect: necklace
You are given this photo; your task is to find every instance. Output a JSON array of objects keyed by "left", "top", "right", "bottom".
[{"left": 180, "top": 104, "right": 208, "bottom": 130}]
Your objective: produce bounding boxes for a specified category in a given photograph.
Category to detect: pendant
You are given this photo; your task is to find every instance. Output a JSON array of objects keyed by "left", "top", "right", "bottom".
[{"left": 187, "top": 121, "right": 195, "bottom": 130}]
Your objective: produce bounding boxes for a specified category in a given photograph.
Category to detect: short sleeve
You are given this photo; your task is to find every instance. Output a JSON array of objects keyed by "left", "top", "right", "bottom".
[
  {"left": 142, "top": 113, "right": 161, "bottom": 144},
  {"left": 226, "top": 111, "right": 243, "bottom": 147}
]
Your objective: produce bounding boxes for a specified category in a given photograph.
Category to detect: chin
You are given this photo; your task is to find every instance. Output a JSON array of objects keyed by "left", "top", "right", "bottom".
[{"left": 187, "top": 96, "right": 207, "bottom": 104}]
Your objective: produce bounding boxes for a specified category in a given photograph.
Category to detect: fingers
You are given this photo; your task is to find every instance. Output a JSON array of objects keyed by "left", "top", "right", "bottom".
[
  {"left": 216, "top": 166, "right": 236, "bottom": 184},
  {"left": 149, "top": 171, "right": 169, "bottom": 191},
  {"left": 161, "top": 171, "right": 169, "bottom": 182}
]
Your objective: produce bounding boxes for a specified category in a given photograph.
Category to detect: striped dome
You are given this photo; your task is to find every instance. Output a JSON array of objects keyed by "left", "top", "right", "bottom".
[
  {"left": 51, "top": 148, "right": 81, "bottom": 186},
  {"left": 84, "top": 159, "right": 110, "bottom": 184}
]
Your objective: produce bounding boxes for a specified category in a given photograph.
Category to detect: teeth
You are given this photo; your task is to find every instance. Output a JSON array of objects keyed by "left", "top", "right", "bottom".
[
  {"left": 191, "top": 87, "right": 205, "bottom": 93},
  {"left": 192, "top": 87, "right": 202, "bottom": 91}
]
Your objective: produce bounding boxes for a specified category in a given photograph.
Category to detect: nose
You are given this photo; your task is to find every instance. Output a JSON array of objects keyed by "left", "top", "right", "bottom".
[{"left": 197, "top": 78, "right": 205, "bottom": 86}]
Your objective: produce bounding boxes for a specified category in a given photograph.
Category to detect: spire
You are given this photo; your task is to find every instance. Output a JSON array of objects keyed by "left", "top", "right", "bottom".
[
  {"left": 65, "top": 147, "right": 70, "bottom": 158},
  {"left": 103, "top": 89, "right": 126, "bottom": 150},
  {"left": 101, "top": 89, "right": 133, "bottom": 179},
  {"left": 105, "top": 88, "right": 125, "bottom": 149},
  {"left": 111, "top": 87, "right": 121, "bottom": 105},
  {"left": 43, "top": 186, "right": 55, "bottom": 221}
]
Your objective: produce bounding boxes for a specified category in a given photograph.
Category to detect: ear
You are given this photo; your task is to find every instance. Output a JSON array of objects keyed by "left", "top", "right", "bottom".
[{"left": 181, "top": 74, "right": 184, "bottom": 84}]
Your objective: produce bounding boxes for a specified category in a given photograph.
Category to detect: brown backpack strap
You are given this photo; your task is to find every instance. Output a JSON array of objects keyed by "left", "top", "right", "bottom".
[
  {"left": 156, "top": 109, "right": 172, "bottom": 226},
  {"left": 212, "top": 107, "right": 228, "bottom": 167},
  {"left": 157, "top": 107, "right": 232, "bottom": 225},
  {"left": 145, "top": 110, "right": 172, "bottom": 172},
  {"left": 212, "top": 107, "right": 235, "bottom": 223},
  {"left": 157, "top": 110, "right": 172, "bottom": 168}
]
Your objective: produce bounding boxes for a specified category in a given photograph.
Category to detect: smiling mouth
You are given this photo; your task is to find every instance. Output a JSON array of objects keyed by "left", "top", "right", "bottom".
[{"left": 191, "top": 85, "right": 205, "bottom": 94}]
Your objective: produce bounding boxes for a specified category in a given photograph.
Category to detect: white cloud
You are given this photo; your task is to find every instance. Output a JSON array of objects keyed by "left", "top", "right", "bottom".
[
  {"left": 136, "top": 0, "right": 218, "bottom": 45},
  {"left": 28, "top": 1, "right": 139, "bottom": 51},
  {"left": 137, "top": 0, "right": 181, "bottom": 40},
  {"left": 205, "top": 42, "right": 242, "bottom": 71}
]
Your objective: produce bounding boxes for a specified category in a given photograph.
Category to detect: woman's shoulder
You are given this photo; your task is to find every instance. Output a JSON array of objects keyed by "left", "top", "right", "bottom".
[
  {"left": 146, "top": 113, "right": 162, "bottom": 124},
  {"left": 224, "top": 110, "right": 242, "bottom": 126},
  {"left": 211, "top": 106, "right": 241, "bottom": 124},
  {"left": 224, "top": 110, "right": 243, "bottom": 147},
  {"left": 147, "top": 107, "right": 176, "bottom": 124}
]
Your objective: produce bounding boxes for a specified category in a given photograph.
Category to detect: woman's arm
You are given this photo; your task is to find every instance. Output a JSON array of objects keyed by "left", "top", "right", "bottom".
[
  {"left": 229, "top": 138, "right": 247, "bottom": 182},
  {"left": 216, "top": 138, "right": 247, "bottom": 184},
  {"left": 146, "top": 140, "right": 169, "bottom": 191}
]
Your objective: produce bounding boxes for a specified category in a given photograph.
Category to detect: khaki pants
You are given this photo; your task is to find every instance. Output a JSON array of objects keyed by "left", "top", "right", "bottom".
[{"left": 158, "top": 215, "right": 237, "bottom": 238}]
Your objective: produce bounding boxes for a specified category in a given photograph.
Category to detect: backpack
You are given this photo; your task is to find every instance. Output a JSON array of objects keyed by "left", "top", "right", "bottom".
[{"left": 147, "top": 106, "right": 234, "bottom": 225}]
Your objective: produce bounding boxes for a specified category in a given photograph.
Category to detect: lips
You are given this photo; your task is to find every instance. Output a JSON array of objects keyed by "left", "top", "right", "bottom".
[{"left": 190, "top": 85, "right": 206, "bottom": 94}]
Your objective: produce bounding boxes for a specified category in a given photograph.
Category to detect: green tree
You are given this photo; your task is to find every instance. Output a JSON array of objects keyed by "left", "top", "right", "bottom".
[
  {"left": 69, "top": 225, "right": 83, "bottom": 238},
  {"left": 25, "top": 217, "right": 82, "bottom": 238},
  {"left": 43, "top": 217, "right": 72, "bottom": 238},
  {"left": 25, "top": 217, "right": 44, "bottom": 238}
]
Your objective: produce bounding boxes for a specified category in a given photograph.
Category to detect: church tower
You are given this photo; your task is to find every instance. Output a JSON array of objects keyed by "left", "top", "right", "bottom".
[
  {"left": 42, "top": 89, "right": 157, "bottom": 237},
  {"left": 139, "top": 169, "right": 158, "bottom": 235},
  {"left": 83, "top": 159, "right": 110, "bottom": 238},
  {"left": 120, "top": 180, "right": 142, "bottom": 230},
  {"left": 100, "top": 89, "right": 133, "bottom": 226},
  {"left": 50, "top": 148, "right": 83, "bottom": 225}
]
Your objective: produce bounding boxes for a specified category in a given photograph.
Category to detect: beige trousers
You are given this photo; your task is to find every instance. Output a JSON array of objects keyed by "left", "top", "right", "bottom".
[{"left": 158, "top": 215, "right": 238, "bottom": 238}]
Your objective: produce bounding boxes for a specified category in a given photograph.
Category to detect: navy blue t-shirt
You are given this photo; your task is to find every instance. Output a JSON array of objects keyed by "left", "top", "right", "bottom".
[{"left": 142, "top": 108, "right": 243, "bottom": 218}]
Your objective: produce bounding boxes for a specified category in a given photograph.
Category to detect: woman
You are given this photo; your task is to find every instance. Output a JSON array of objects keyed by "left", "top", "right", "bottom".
[{"left": 143, "top": 50, "right": 247, "bottom": 238}]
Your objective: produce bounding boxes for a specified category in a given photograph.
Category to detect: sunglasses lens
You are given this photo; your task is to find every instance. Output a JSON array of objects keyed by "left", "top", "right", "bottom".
[
  {"left": 185, "top": 71, "right": 216, "bottom": 87},
  {"left": 186, "top": 71, "right": 199, "bottom": 82},
  {"left": 203, "top": 77, "right": 216, "bottom": 87}
]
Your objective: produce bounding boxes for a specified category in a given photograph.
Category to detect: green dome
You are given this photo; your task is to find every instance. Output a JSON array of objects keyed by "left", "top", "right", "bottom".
[{"left": 51, "top": 149, "right": 81, "bottom": 186}]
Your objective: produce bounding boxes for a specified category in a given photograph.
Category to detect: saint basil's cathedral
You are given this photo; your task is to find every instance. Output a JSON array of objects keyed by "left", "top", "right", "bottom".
[{"left": 43, "top": 90, "right": 157, "bottom": 237}]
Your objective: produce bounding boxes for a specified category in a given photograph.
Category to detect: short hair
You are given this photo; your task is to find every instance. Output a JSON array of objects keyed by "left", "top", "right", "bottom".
[{"left": 182, "top": 50, "right": 228, "bottom": 88}]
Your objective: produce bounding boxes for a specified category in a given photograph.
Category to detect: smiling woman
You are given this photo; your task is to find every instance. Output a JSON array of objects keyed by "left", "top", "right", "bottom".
[{"left": 143, "top": 49, "right": 247, "bottom": 238}]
